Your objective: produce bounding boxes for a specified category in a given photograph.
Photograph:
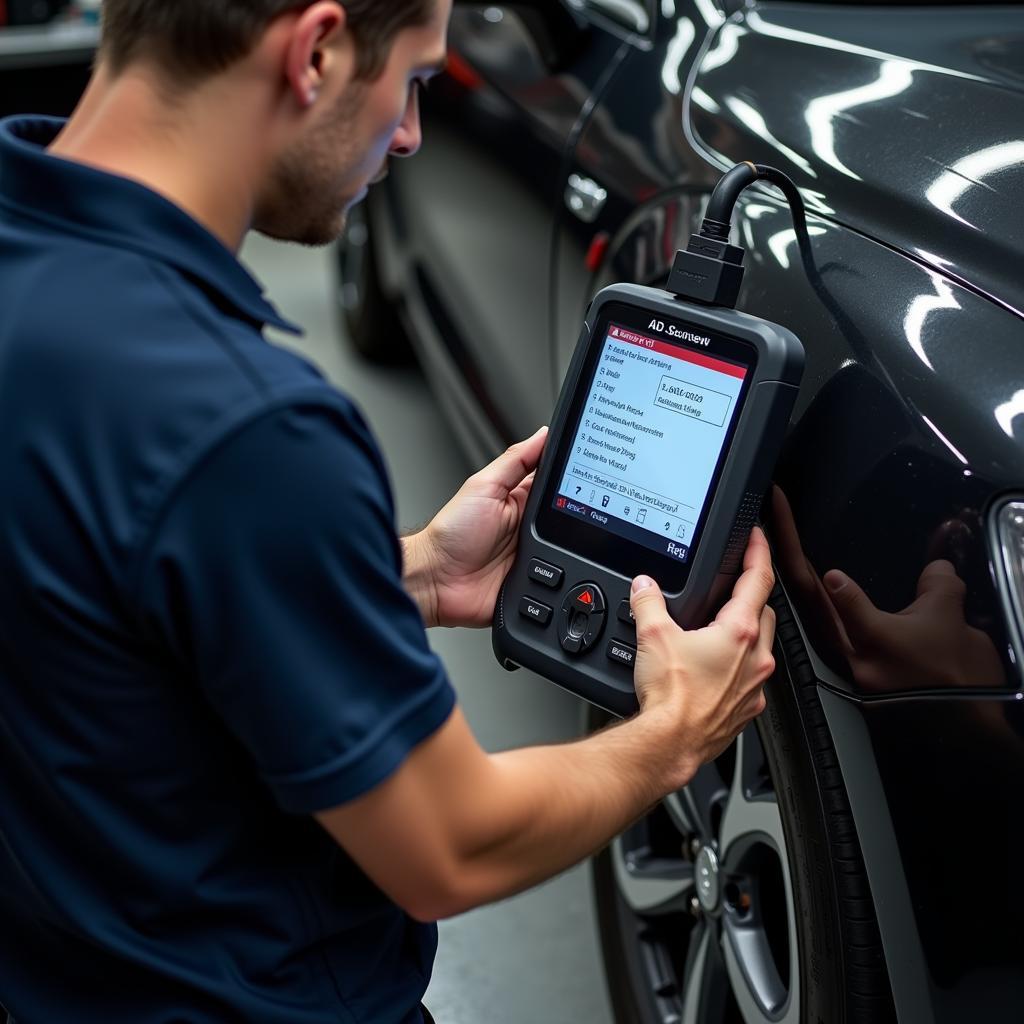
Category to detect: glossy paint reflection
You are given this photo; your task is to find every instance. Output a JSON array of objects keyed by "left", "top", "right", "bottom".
[
  {"left": 803, "top": 60, "right": 915, "bottom": 181},
  {"left": 739, "top": 198, "right": 1018, "bottom": 697},
  {"left": 691, "top": 5, "right": 1024, "bottom": 317},
  {"left": 771, "top": 484, "right": 1006, "bottom": 693},
  {"left": 925, "top": 140, "right": 1024, "bottom": 230}
]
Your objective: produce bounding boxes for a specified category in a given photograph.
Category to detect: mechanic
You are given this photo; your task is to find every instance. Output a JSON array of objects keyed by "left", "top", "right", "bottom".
[{"left": 0, "top": 2, "right": 776, "bottom": 1022}]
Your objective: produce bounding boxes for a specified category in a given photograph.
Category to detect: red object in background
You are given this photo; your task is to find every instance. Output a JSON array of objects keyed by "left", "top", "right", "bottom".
[
  {"left": 585, "top": 232, "right": 610, "bottom": 274},
  {"left": 0, "top": 1, "right": 7, "bottom": 27},
  {"left": 445, "top": 49, "right": 483, "bottom": 91}
]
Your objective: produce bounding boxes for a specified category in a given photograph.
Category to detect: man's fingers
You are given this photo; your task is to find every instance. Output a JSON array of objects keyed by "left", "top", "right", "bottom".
[
  {"left": 738, "top": 687, "right": 768, "bottom": 722},
  {"left": 630, "top": 575, "right": 673, "bottom": 647},
  {"left": 716, "top": 528, "right": 775, "bottom": 633},
  {"left": 753, "top": 605, "right": 776, "bottom": 681},
  {"left": 742, "top": 526, "right": 771, "bottom": 573},
  {"left": 473, "top": 427, "right": 547, "bottom": 494}
]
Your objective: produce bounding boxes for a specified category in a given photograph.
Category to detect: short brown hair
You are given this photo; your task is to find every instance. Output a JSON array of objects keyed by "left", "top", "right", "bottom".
[{"left": 100, "top": 0, "right": 434, "bottom": 83}]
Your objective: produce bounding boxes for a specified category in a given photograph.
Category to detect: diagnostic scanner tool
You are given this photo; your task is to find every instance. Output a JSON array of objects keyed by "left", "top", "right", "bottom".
[{"left": 492, "top": 163, "right": 807, "bottom": 716}]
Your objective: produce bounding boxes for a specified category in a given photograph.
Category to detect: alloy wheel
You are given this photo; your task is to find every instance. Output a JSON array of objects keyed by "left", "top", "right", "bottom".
[{"left": 609, "top": 726, "right": 800, "bottom": 1024}]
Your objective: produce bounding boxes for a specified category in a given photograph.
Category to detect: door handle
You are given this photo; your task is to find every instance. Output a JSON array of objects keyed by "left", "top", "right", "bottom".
[{"left": 565, "top": 174, "right": 608, "bottom": 223}]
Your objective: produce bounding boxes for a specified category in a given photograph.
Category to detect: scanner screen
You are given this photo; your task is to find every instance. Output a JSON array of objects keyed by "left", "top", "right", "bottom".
[{"left": 552, "top": 322, "right": 749, "bottom": 564}]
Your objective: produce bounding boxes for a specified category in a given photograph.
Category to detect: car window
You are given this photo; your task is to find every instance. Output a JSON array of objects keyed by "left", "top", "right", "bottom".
[{"left": 568, "top": 0, "right": 653, "bottom": 34}]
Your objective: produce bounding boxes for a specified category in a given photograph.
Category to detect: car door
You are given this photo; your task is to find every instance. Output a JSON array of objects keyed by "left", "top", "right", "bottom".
[{"left": 384, "top": 1, "right": 650, "bottom": 447}]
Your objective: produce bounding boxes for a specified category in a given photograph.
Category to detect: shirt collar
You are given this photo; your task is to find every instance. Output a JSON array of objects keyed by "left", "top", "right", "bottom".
[{"left": 0, "top": 115, "right": 303, "bottom": 336}]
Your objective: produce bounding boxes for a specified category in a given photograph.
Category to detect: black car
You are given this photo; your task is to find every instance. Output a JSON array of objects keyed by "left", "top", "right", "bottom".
[{"left": 338, "top": 2, "right": 1024, "bottom": 1021}]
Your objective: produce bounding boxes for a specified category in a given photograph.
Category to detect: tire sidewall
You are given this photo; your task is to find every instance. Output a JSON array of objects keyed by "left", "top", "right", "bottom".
[{"left": 590, "top": 590, "right": 891, "bottom": 1023}]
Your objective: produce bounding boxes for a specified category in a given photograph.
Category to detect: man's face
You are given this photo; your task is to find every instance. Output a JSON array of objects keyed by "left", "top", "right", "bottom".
[{"left": 256, "top": 0, "right": 451, "bottom": 247}]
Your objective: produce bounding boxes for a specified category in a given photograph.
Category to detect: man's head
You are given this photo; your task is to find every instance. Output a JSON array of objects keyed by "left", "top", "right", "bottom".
[{"left": 97, "top": 0, "right": 451, "bottom": 245}]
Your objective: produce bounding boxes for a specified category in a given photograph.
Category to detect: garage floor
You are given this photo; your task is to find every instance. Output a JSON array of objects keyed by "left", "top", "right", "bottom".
[{"left": 241, "top": 233, "right": 616, "bottom": 1024}]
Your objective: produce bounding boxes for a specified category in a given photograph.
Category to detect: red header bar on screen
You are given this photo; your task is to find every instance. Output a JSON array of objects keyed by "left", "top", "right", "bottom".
[{"left": 608, "top": 325, "right": 747, "bottom": 380}]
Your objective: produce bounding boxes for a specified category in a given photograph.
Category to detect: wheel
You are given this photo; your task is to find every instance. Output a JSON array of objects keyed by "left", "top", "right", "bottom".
[
  {"left": 334, "top": 200, "right": 413, "bottom": 365},
  {"left": 590, "top": 592, "right": 896, "bottom": 1024}
]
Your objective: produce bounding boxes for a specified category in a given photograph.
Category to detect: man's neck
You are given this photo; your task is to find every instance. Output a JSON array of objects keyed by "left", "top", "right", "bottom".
[{"left": 49, "top": 63, "right": 267, "bottom": 252}]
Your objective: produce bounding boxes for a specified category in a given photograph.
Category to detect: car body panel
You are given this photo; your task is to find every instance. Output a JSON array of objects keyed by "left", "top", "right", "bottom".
[{"left": 690, "top": 4, "right": 1024, "bottom": 317}]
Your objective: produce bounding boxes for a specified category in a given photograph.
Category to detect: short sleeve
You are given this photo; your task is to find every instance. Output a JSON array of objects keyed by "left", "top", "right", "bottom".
[{"left": 135, "top": 401, "right": 456, "bottom": 814}]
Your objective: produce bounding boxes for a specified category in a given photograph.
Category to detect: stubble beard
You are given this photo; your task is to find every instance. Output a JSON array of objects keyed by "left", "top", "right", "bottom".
[{"left": 256, "top": 87, "right": 365, "bottom": 248}]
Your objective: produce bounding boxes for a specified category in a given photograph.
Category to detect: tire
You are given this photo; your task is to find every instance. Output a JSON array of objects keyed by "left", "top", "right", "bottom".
[
  {"left": 334, "top": 200, "right": 413, "bottom": 365},
  {"left": 590, "top": 590, "right": 896, "bottom": 1024}
]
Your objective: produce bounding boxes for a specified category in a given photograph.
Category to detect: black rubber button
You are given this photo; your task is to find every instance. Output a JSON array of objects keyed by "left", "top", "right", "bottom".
[
  {"left": 616, "top": 600, "right": 635, "bottom": 629},
  {"left": 519, "top": 596, "right": 552, "bottom": 626},
  {"left": 569, "top": 610, "right": 588, "bottom": 638},
  {"left": 607, "top": 639, "right": 636, "bottom": 668},
  {"left": 559, "top": 583, "right": 607, "bottom": 655},
  {"left": 560, "top": 632, "right": 583, "bottom": 654},
  {"left": 528, "top": 559, "right": 563, "bottom": 589}
]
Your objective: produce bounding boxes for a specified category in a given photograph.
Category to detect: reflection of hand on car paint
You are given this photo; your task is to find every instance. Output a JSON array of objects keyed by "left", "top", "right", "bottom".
[
  {"left": 769, "top": 486, "right": 1004, "bottom": 691},
  {"left": 823, "top": 559, "right": 1005, "bottom": 691}
]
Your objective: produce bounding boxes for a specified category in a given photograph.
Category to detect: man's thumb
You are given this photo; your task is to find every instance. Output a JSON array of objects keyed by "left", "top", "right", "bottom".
[
  {"left": 631, "top": 575, "right": 669, "bottom": 636},
  {"left": 477, "top": 426, "right": 548, "bottom": 493}
]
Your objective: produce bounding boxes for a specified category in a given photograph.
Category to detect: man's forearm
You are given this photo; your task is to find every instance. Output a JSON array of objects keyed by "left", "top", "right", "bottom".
[{"left": 437, "top": 710, "right": 694, "bottom": 918}]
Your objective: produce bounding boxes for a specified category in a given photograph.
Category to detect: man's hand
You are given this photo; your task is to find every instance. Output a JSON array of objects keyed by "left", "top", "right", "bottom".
[
  {"left": 318, "top": 529, "right": 778, "bottom": 922},
  {"left": 631, "top": 527, "right": 777, "bottom": 783},
  {"left": 402, "top": 427, "right": 547, "bottom": 628}
]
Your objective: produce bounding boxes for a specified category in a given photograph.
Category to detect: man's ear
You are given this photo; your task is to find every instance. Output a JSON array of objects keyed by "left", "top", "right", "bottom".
[{"left": 282, "top": 1, "right": 351, "bottom": 108}]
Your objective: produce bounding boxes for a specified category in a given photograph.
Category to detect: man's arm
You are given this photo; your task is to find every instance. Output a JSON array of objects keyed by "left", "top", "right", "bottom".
[
  {"left": 318, "top": 706, "right": 682, "bottom": 921},
  {"left": 318, "top": 531, "right": 775, "bottom": 921}
]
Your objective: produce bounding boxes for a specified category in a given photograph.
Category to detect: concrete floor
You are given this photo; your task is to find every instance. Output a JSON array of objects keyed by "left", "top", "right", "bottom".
[{"left": 241, "top": 233, "right": 616, "bottom": 1024}]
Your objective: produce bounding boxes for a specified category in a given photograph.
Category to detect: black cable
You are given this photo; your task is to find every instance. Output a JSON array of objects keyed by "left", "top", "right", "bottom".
[
  {"left": 667, "top": 162, "right": 810, "bottom": 309},
  {"left": 702, "top": 161, "right": 759, "bottom": 236}
]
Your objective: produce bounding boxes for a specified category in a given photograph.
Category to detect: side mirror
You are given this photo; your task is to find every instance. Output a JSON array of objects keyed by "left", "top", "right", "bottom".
[{"left": 454, "top": 0, "right": 589, "bottom": 71}]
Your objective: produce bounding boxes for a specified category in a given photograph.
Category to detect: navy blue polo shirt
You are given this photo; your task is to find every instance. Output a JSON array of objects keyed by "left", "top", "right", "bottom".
[{"left": 0, "top": 116, "right": 456, "bottom": 1023}]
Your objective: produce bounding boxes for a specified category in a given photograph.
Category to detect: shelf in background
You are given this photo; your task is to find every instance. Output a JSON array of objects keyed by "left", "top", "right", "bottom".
[{"left": 0, "top": 19, "right": 98, "bottom": 71}]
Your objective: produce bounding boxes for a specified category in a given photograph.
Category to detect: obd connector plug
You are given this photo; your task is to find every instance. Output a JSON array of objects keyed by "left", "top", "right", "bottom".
[
  {"left": 667, "top": 231, "right": 746, "bottom": 308},
  {"left": 667, "top": 161, "right": 808, "bottom": 310}
]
